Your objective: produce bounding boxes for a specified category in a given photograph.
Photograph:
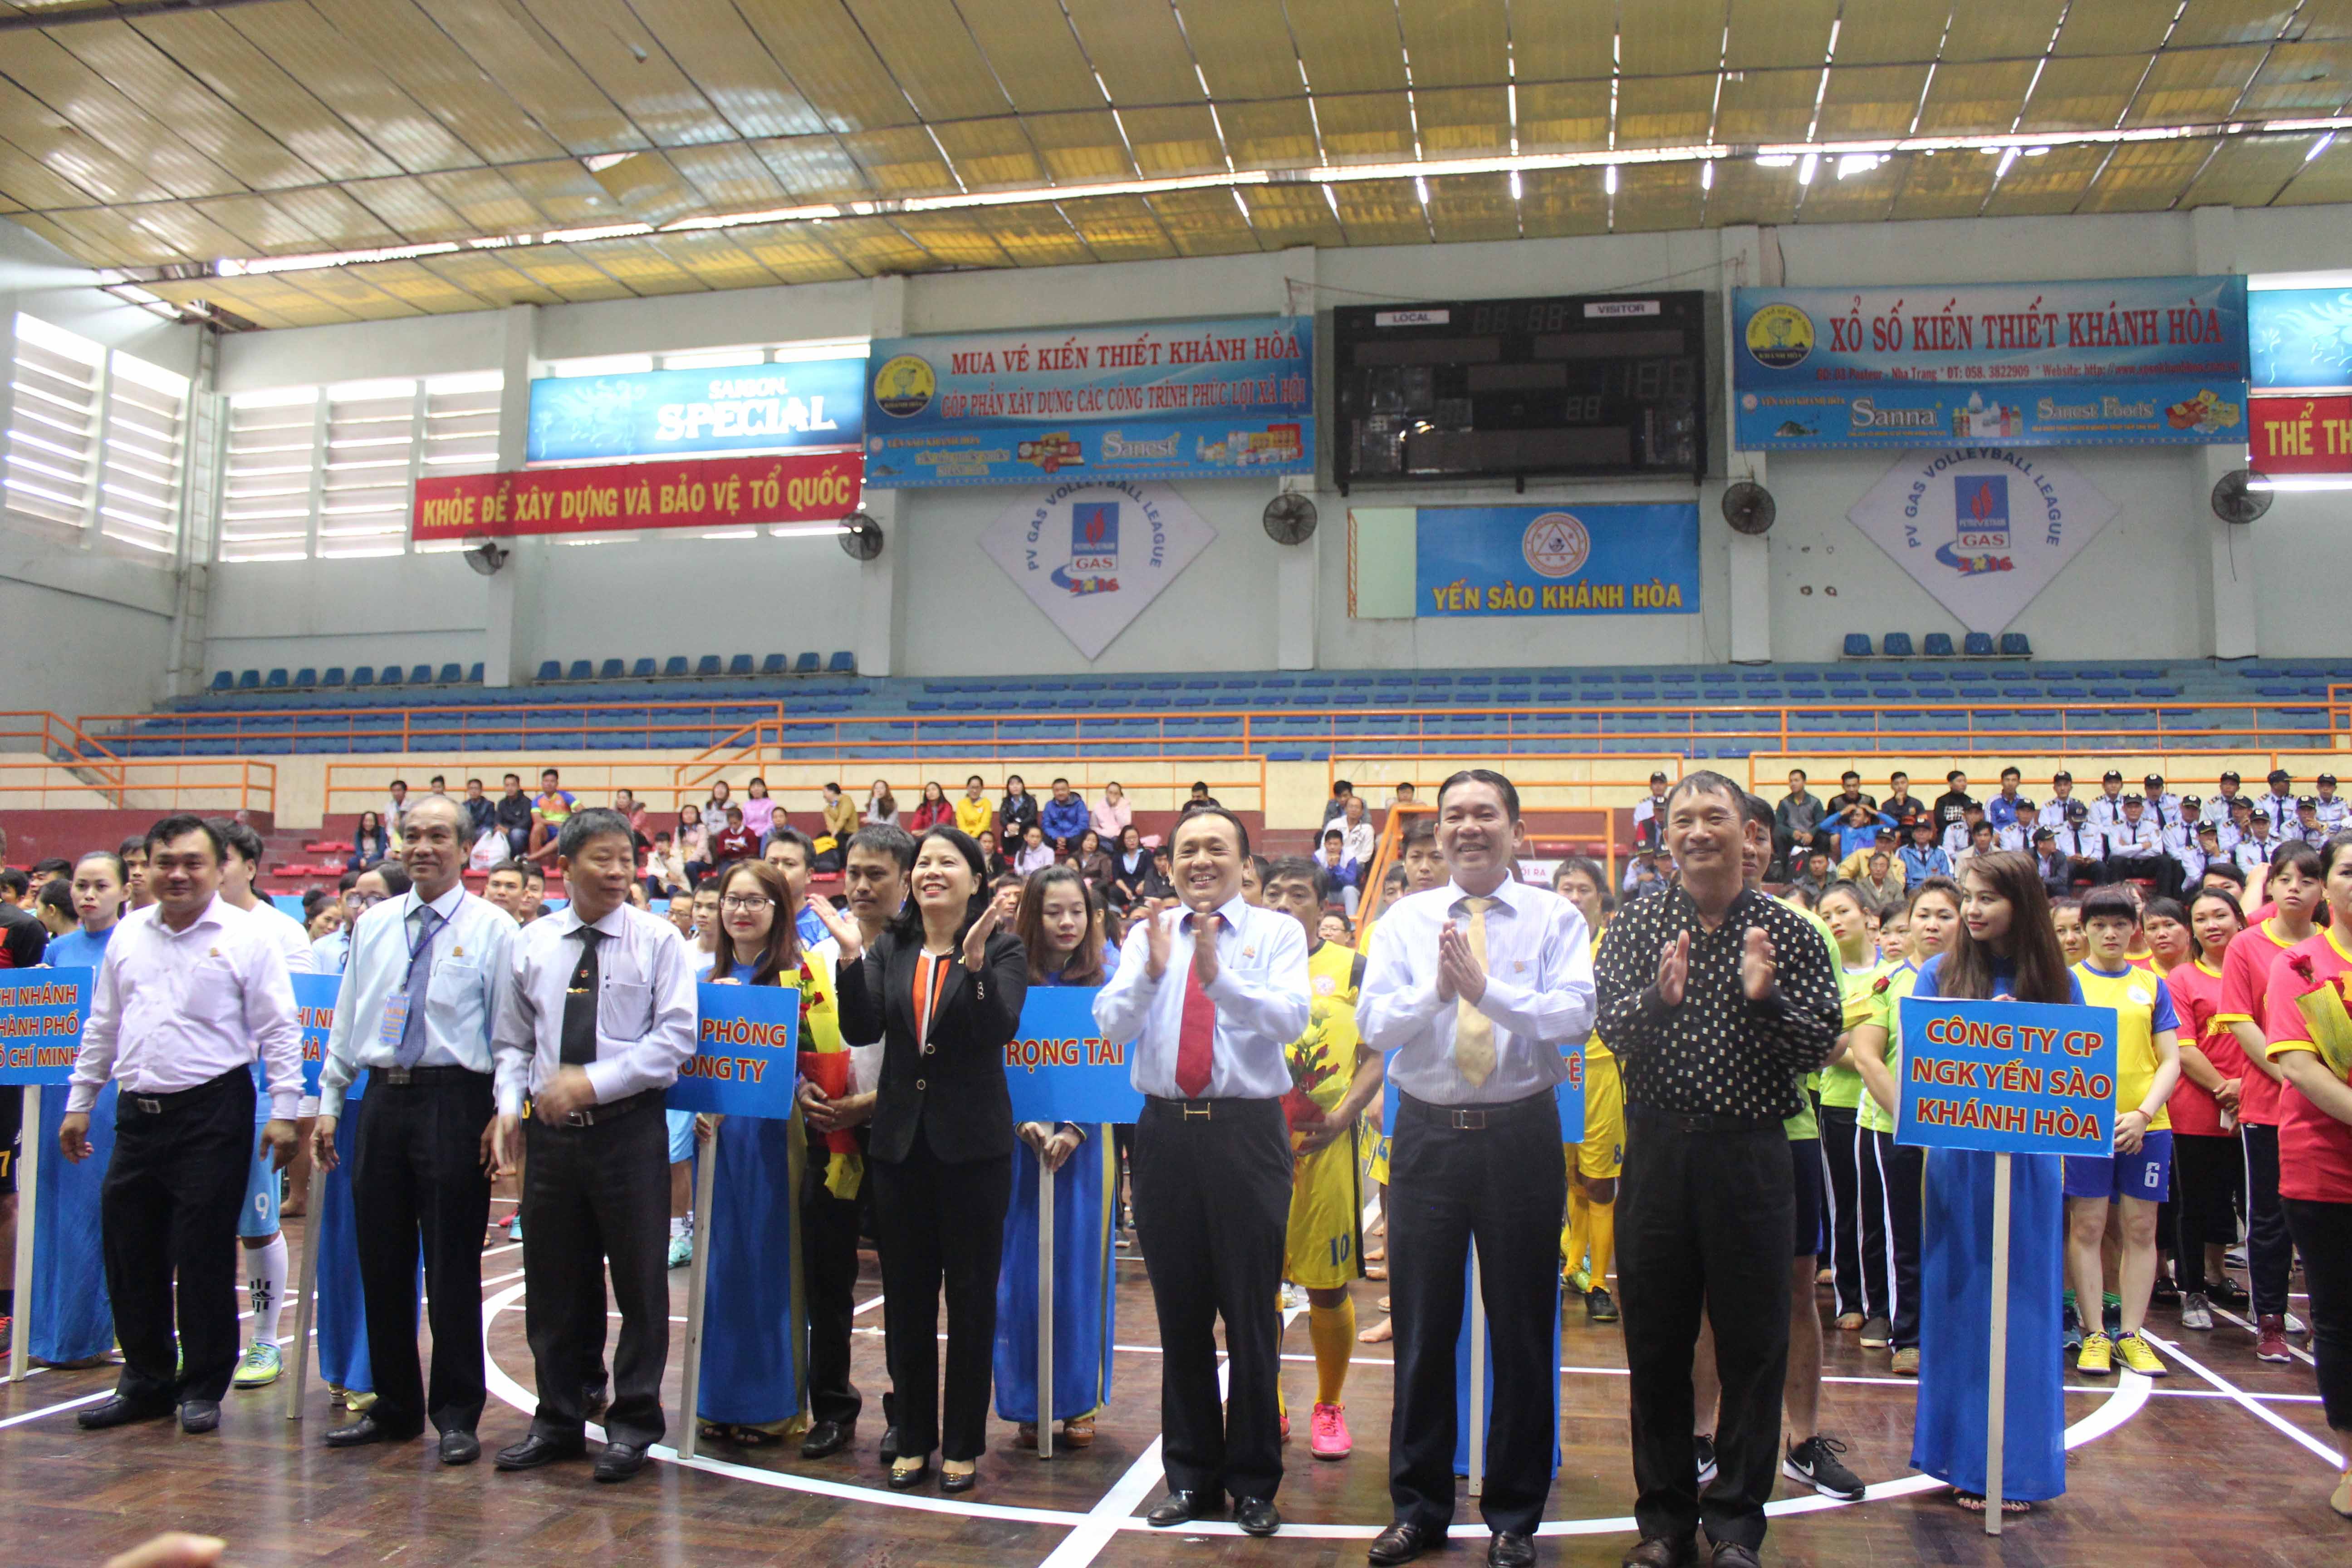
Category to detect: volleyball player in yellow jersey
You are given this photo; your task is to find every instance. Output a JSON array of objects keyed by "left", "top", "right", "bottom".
[
  {"left": 1356, "top": 818, "right": 1447, "bottom": 1344},
  {"left": 1552, "top": 858, "right": 1623, "bottom": 1322},
  {"left": 1263, "top": 859, "right": 1385, "bottom": 1459}
]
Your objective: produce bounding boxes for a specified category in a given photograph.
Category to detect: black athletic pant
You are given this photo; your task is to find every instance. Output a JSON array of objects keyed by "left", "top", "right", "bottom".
[
  {"left": 521, "top": 1093, "right": 671, "bottom": 1449},
  {"left": 871, "top": 1133, "right": 1010, "bottom": 1464},
  {"left": 2171, "top": 1131, "right": 2242, "bottom": 1295},
  {"left": 1871, "top": 1132, "right": 1925, "bottom": 1349},
  {"left": 801, "top": 1145, "right": 869, "bottom": 1429},
  {"left": 102, "top": 1067, "right": 255, "bottom": 1407},
  {"left": 1618, "top": 1105, "right": 1792, "bottom": 1553},
  {"left": 1818, "top": 1106, "right": 1877, "bottom": 1320},
  {"left": 1388, "top": 1089, "right": 1567, "bottom": 1540},
  {"left": 2243, "top": 1122, "right": 2293, "bottom": 1318},
  {"left": 1132, "top": 1094, "right": 1292, "bottom": 1504},
  {"left": 351, "top": 1068, "right": 494, "bottom": 1436},
  {"left": 2283, "top": 1199, "right": 2352, "bottom": 1432}
]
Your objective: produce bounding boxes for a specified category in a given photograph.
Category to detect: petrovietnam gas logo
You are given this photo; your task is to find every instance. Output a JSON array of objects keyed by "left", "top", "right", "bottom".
[
  {"left": 1521, "top": 512, "right": 1591, "bottom": 578},
  {"left": 1745, "top": 303, "right": 1813, "bottom": 370},
  {"left": 872, "top": 354, "right": 935, "bottom": 418}
]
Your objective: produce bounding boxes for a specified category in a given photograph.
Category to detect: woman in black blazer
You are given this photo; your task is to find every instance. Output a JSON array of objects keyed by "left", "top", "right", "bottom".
[{"left": 816, "top": 825, "right": 1027, "bottom": 1494}]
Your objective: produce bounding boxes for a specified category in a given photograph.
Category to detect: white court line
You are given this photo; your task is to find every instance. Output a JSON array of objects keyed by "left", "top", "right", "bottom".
[
  {"left": 2137, "top": 1327, "right": 2345, "bottom": 1468},
  {"left": 853, "top": 1294, "right": 883, "bottom": 1316},
  {"left": 2207, "top": 1303, "right": 2318, "bottom": 1366},
  {"left": 0, "top": 1389, "right": 113, "bottom": 1430}
]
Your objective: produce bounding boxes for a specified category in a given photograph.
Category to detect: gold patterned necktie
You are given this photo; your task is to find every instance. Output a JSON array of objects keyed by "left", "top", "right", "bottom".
[{"left": 1453, "top": 896, "right": 1496, "bottom": 1087}]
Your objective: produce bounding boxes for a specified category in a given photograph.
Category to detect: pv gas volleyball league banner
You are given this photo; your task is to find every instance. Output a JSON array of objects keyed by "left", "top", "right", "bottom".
[
  {"left": 412, "top": 452, "right": 862, "bottom": 543},
  {"left": 1415, "top": 504, "right": 1700, "bottom": 617},
  {"left": 1846, "top": 446, "right": 2119, "bottom": 634},
  {"left": 1733, "top": 276, "right": 2249, "bottom": 450}
]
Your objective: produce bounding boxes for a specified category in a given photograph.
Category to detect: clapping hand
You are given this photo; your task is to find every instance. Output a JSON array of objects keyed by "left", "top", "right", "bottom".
[
  {"left": 806, "top": 895, "right": 862, "bottom": 962},
  {"left": 1191, "top": 912, "right": 1222, "bottom": 987},
  {"left": 1740, "top": 926, "right": 1777, "bottom": 1001},
  {"left": 1438, "top": 920, "right": 1487, "bottom": 1004},
  {"left": 1144, "top": 906, "right": 1173, "bottom": 980},
  {"left": 1656, "top": 931, "right": 1690, "bottom": 1007},
  {"left": 964, "top": 897, "right": 1003, "bottom": 969}
]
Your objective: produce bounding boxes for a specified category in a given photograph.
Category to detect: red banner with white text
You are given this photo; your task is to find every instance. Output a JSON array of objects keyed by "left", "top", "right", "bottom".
[
  {"left": 2249, "top": 395, "right": 2352, "bottom": 475},
  {"left": 412, "top": 452, "right": 863, "bottom": 543}
]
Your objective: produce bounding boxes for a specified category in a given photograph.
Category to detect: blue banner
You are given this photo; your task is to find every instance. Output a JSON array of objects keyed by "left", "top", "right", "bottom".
[
  {"left": 2250, "top": 287, "right": 2352, "bottom": 391},
  {"left": 862, "top": 316, "right": 1313, "bottom": 487},
  {"left": 1416, "top": 504, "right": 1699, "bottom": 616},
  {"left": 529, "top": 359, "right": 867, "bottom": 462},
  {"left": 1003, "top": 986, "right": 1143, "bottom": 1125},
  {"left": 293, "top": 972, "right": 341, "bottom": 1100},
  {"left": 1735, "top": 277, "right": 2249, "bottom": 449},
  {"left": 0, "top": 968, "right": 91, "bottom": 1085},
  {"left": 667, "top": 982, "right": 802, "bottom": 1118},
  {"left": 1896, "top": 996, "right": 2117, "bottom": 1156}
]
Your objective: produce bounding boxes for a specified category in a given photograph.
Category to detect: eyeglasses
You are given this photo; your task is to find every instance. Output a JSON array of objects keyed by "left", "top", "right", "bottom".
[
  {"left": 346, "top": 892, "right": 382, "bottom": 909},
  {"left": 719, "top": 894, "right": 775, "bottom": 912}
]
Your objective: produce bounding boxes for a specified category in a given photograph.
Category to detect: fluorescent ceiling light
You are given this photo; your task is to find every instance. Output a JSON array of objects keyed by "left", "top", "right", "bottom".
[
  {"left": 769, "top": 520, "right": 852, "bottom": 538},
  {"left": 1797, "top": 152, "right": 1818, "bottom": 184},
  {"left": 1603, "top": 165, "right": 1617, "bottom": 195},
  {"left": 1754, "top": 154, "right": 1797, "bottom": 168}
]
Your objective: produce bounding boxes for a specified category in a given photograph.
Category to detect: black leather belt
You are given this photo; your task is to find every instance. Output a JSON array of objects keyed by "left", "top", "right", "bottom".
[
  {"left": 123, "top": 1065, "right": 254, "bottom": 1118},
  {"left": 532, "top": 1086, "right": 665, "bottom": 1127},
  {"left": 1397, "top": 1087, "right": 1557, "bottom": 1132},
  {"left": 374, "top": 1065, "right": 488, "bottom": 1088},
  {"left": 1143, "top": 1094, "right": 1272, "bottom": 1121},
  {"left": 1627, "top": 1101, "right": 1782, "bottom": 1134}
]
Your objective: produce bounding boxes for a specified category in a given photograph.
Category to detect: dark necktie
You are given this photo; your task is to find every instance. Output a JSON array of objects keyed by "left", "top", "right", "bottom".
[
  {"left": 392, "top": 905, "right": 443, "bottom": 1069},
  {"left": 560, "top": 926, "right": 603, "bottom": 1067}
]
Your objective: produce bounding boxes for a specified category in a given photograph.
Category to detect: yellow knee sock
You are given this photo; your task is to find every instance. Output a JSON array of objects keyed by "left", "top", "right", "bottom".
[
  {"left": 1588, "top": 1197, "right": 1617, "bottom": 1289},
  {"left": 1310, "top": 1300, "right": 1355, "bottom": 1405},
  {"left": 1564, "top": 1185, "right": 1590, "bottom": 1277}
]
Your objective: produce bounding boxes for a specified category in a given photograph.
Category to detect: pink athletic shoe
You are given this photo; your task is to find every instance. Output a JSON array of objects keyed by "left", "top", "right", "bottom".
[{"left": 1309, "top": 1402, "right": 1351, "bottom": 1460}]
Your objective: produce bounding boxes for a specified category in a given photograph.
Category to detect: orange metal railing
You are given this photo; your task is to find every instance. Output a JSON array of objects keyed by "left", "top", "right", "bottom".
[{"left": 0, "top": 756, "right": 274, "bottom": 815}]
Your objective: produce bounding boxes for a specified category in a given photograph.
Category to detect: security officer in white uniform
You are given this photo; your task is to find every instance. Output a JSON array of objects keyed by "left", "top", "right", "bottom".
[
  {"left": 2317, "top": 775, "right": 2349, "bottom": 835},
  {"left": 2234, "top": 808, "right": 2281, "bottom": 874},
  {"left": 1991, "top": 797, "right": 2035, "bottom": 854},
  {"left": 2037, "top": 774, "right": 2078, "bottom": 834},
  {"left": 2296, "top": 798, "right": 2331, "bottom": 849},
  {"left": 2141, "top": 774, "right": 2181, "bottom": 830},
  {"left": 2163, "top": 798, "right": 2209, "bottom": 877},
  {"left": 2103, "top": 794, "right": 2170, "bottom": 893},
  {"left": 2053, "top": 800, "right": 2105, "bottom": 887},
  {"left": 2261, "top": 771, "right": 2298, "bottom": 840},
  {"left": 2087, "top": 771, "right": 2129, "bottom": 832}
]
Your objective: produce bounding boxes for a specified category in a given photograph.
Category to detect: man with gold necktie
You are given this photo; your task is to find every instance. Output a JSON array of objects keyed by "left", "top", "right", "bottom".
[{"left": 1357, "top": 770, "right": 1597, "bottom": 1568}]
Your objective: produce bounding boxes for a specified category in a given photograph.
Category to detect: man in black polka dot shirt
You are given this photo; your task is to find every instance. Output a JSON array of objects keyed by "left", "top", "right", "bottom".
[{"left": 1594, "top": 771, "right": 1841, "bottom": 1568}]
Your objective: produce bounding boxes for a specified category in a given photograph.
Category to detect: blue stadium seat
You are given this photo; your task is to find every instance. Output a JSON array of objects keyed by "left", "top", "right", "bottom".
[
  {"left": 567, "top": 661, "right": 593, "bottom": 681},
  {"left": 599, "top": 659, "right": 624, "bottom": 680},
  {"left": 467, "top": 663, "right": 483, "bottom": 683},
  {"left": 1922, "top": 633, "right": 1955, "bottom": 657},
  {"left": 293, "top": 667, "right": 317, "bottom": 688},
  {"left": 378, "top": 666, "right": 405, "bottom": 686},
  {"left": 409, "top": 665, "right": 433, "bottom": 684},
  {"left": 209, "top": 671, "right": 234, "bottom": 692},
  {"left": 321, "top": 667, "right": 345, "bottom": 688},
  {"left": 761, "top": 654, "right": 789, "bottom": 676},
  {"left": 828, "top": 651, "right": 855, "bottom": 673},
  {"left": 631, "top": 658, "right": 656, "bottom": 679},
  {"left": 1842, "top": 634, "right": 1872, "bottom": 657},
  {"left": 1963, "top": 632, "right": 1995, "bottom": 657},
  {"left": 795, "top": 652, "right": 820, "bottom": 674},
  {"left": 264, "top": 669, "right": 289, "bottom": 689},
  {"left": 437, "top": 663, "right": 463, "bottom": 685},
  {"left": 696, "top": 656, "right": 722, "bottom": 678},
  {"left": 237, "top": 670, "right": 260, "bottom": 690},
  {"left": 663, "top": 657, "right": 689, "bottom": 678},
  {"left": 728, "top": 655, "right": 755, "bottom": 677},
  {"left": 536, "top": 661, "right": 563, "bottom": 682},
  {"left": 351, "top": 667, "right": 375, "bottom": 688},
  {"left": 1999, "top": 633, "right": 2031, "bottom": 656},
  {"left": 1882, "top": 633, "right": 1915, "bottom": 657}
]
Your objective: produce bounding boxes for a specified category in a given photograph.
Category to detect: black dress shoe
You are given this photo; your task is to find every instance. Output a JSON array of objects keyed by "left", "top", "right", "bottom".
[
  {"left": 940, "top": 1466, "right": 977, "bottom": 1494},
  {"left": 1707, "top": 1547, "right": 1760, "bottom": 1568},
  {"left": 878, "top": 1425, "right": 899, "bottom": 1463},
  {"left": 325, "top": 1413, "right": 421, "bottom": 1448},
  {"left": 1621, "top": 1538, "right": 1693, "bottom": 1568},
  {"left": 1145, "top": 1490, "right": 1224, "bottom": 1528},
  {"left": 800, "top": 1420, "right": 854, "bottom": 1460},
  {"left": 76, "top": 1396, "right": 172, "bottom": 1431},
  {"left": 438, "top": 1430, "right": 481, "bottom": 1465},
  {"left": 495, "top": 1433, "right": 586, "bottom": 1470},
  {"left": 886, "top": 1460, "right": 932, "bottom": 1490},
  {"left": 1369, "top": 1521, "right": 1439, "bottom": 1564},
  {"left": 1489, "top": 1533, "right": 1537, "bottom": 1568},
  {"left": 1234, "top": 1498, "right": 1281, "bottom": 1538},
  {"left": 178, "top": 1400, "right": 220, "bottom": 1434},
  {"left": 594, "top": 1442, "right": 651, "bottom": 1483}
]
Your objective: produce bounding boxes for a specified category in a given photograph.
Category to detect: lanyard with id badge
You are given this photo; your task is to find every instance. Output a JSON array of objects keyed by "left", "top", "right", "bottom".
[{"left": 382, "top": 907, "right": 444, "bottom": 1060}]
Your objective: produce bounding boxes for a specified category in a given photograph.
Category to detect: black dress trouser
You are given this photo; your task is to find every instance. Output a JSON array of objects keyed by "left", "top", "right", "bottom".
[
  {"left": 352, "top": 1069, "right": 495, "bottom": 1436},
  {"left": 1818, "top": 1105, "right": 1877, "bottom": 1319},
  {"left": 2283, "top": 1199, "right": 2352, "bottom": 1431},
  {"left": 2171, "top": 1130, "right": 2242, "bottom": 1294},
  {"left": 1388, "top": 1089, "right": 1566, "bottom": 1540},
  {"left": 1617, "top": 1104, "right": 1793, "bottom": 1553},
  {"left": 1870, "top": 1132, "right": 1925, "bottom": 1349},
  {"left": 801, "top": 1146, "right": 869, "bottom": 1429},
  {"left": 2243, "top": 1122, "right": 2294, "bottom": 1318},
  {"left": 1132, "top": 1095, "right": 1292, "bottom": 1504},
  {"left": 521, "top": 1095, "right": 671, "bottom": 1448},
  {"left": 870, "top": 1132, "right": 1011, "bottom": 1462},
  {"left": 103, "top": 1067, "right": 256, "bottom": 1407}
]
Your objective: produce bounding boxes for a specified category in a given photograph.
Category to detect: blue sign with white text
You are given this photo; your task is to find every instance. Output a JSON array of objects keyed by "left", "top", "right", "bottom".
[
  {"left": 1416, "top": 504, "right": 1700, "bottom": 616},
  {"left": 862, "top": 316, "right": 1313, "bottom": 487},
  {"left": 528, "top": 359, "right": 867, "bottom": 463},
  {"left": 1003, "top": 986, "right": 1144, "bottom": 1125},
  {"left": 291, "top": 971, "right": 354, "bottom": 1100},
  {"left": 1735, "top": 277, "right": 2249, "bottom": 449},
  {"left": 2250, "top": 287, "right": 2352, "bottom": 391},
  {"left": 0, "top": 968, "right": 91, "bottom": 1084},
  {"left": 667, "top": 982, "right": 802, "bottom": 1118},
  {"left": 1896, "top": 995, "right": 2117, "bottom": 1157}
]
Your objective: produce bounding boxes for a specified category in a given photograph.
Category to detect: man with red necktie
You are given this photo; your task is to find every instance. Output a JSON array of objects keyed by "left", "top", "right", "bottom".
[{"left": 1095, "top": 806, "right": 1311, "bottom": 1539}]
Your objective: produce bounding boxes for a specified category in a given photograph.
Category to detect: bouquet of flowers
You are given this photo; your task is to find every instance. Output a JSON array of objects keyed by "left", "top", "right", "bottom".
[{"left": 2284, "top": 952, "right": 2352, "bottom": 1080}]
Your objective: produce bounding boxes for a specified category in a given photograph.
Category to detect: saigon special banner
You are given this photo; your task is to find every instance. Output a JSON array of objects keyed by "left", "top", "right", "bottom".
[
  {"left": 1002, "top": 986, "right": 1143, "bottom": 1125},
  {"left": 1896, "top": 995, "right": 2118, "bottom": 1157},
  {"left": 1415, "top": 504, "right": 1700, "bottom": 617},
  {"left": 2250, "top": 395, "right": 2352, "bottom": 475},
  {"left": 1734, "top": 276, "right": 2249, "bottom": 450},
  {"left": 862, "top": 316, "right": 1313, "bottom": 487},
  {"left": 0, "top": 968, "right": 90, "bottom": 1084},
  {"left": 528, "top": 358, "right": 867, "bottom": 463},
  {"left": 412, "top": 451, "right": 863, "bottom": 543},
  {"left": 666, "top": 983, "right": 802, "bottom": 1119}
]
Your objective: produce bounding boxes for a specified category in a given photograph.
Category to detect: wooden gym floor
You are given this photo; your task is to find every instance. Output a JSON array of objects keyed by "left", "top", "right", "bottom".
[{"left": 0, "top": 1202, "right": 2341, "bottom": 1568}]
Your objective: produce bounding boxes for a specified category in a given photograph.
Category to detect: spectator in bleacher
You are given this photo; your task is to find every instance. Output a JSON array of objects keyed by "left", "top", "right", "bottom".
[
  {"left": 740, "top": 778, "right": 776, "bottom": 841},
  {"left": 1323, "top": 779, "right": 1355, "bottom": 825},
  {"left": 1931, "top": 769, "right": 1976, "bottom": 833},
  {"left": 1775, "top": 769, "right": 1825, "bottom": 881},
  {"left": 706, "top": 779, "right": 735, "bottom": 824},
  {"left": 349, "top": 811, "right": 391, "bottom": 872},
  {"left": 2176, "top": 821, "right": 2220, "bottom": 889},
  {"left": 1833, "top": 801, "right": 1895, "bottom": 861},
  {"left": 614, "top": 789, "right": 648, "bottom": 838},
  {"left": 1621, "top": 846, "right": 1664, "bottom": 898},
  {"left": 1827, "top": 770, "right": 1875, "bottom": 816},
  {"left": 385, "top": 779, "right": 411, "bottom": 835},
  {"left": 1985, "top": 768, "right": 2026, "bottom": 835},
  {"left": 1786, "top": 847, "right": 1832, "bottom": 901},
  {"left": 977, "top": 828, "right": 1011, "bottom": 882},
  {"left": 34, "top": 877, "right": 76, "bottom": 940},
  {"left": 2261, "top": 769, "right": 2297, "bottom": 836},
  {"left": 1860, "top": 850, "right": 1903, "bottom": 908},
  {"left": 1991, "top": 795, "right": 2035, "bottom": 853},
  {"left": 953, "top": 775, "right": 995, "bottom": 839},
  {"left": 1392, "top": 781, "right": 1418, "bottom": 808},
  {"left": 1316, "top": 826, "right": 1362, "bottom": 917},
  {"left": 2087, "top": 769, "right": 2128, "bottom": 830},
  {"left": 1187, "top": 781, "right": 1221, "bottom": 809},
  {"left": 1139, "top": 845, "right": 1176, "bottom": 903},
  {"left": 2237, "top": 808, "right": 2281, "bottom": 875},
  {"left": 2141, "top": 774, "right": 2180, "bottom": 827},
  {"left": 1941, "top": 801, "right": 1987, "bottom": 858},
  {"left": 1014, "top": 823, "right": 1054, "bottom": 877},
  {"left": 2106, "top": 794, "right": 2169, "bottom": 892},
  {"left": 2053, "top": 800, "right": 2105, "bottom": 887},
  {"left": 2221, "top": 794, "right": 2254, "bottom": 853},
  {"left": 493, "top": 774, "right": 532, "bottom": 861},
  {"left": 527, "top": 769, "right": 577, "bottom": 865},
  {"left": 1631, "top": 770, "right": 1671, "bottom": 849},
  {"left": 1325, "top": 794, "right": 1370, "bottom": 867},
  {"left": 675, "top": 803, "right": 710, "bottom": 886},
  {"left": 2213, "top": 769, "right": 2244, "bottom": 814},
  {"left": 645, "top": 833, "right": 689, "bottom": 900},
  {"left": 2037, "top": 772, "right": 2077, "bottom": 834},
  {"left": 1075, "top": 829, "right": 1114, "bottom": 900},
  {"left": 907, "top": 782, "right": 954, "bottom": 833},
  {"left": 1041, "top": 779, "right": 1089, "bottom": 855},
  {"left": 2317, "top": 773, "right": 2347, "bottom": 832},
  {"left": 709, "top": 805, "right": 758, "bottom": 866},
  {"left": 1952, "top": 821, "right": 1999, "bottom": 886},
  {"left": 117, "top": 837, "right": 152, "bottom": 912},
  {"left": 2034, "top": 829, "right": 2073, "bottom": 900},
  {"left": 1899, "top": 817, "right": 1951, "bottom": 884},
  {"left": 461, "top": 778, "right": 495, "bottom": 843},
  {"left": 1092, "top": 780, "right": 1132, "bottom": 842},
  {"left": 1838, "top": 824, "right": 1900, "bottom": 887},
  {"left": 819, "top": 782, "right": 859, "bottom": 848},
  {"left": 1000, "top": 776, "right": 1040, "bottom": 842},
  {"left": 2297, "top": 797, "right": 2328, "bottom": 848},
  {"left": 1108, "top": 825, "right": 1150, "bottom": 912},
  {"left": 865, "top": 787, "right": 900, "bottom": 828},
  {"left": 1881, "top": 771, "right": 1924, "bottom": 832}
]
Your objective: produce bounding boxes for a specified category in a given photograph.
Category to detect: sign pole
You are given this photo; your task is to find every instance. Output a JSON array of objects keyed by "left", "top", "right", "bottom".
[
  {"left": 1984, "top": 1151, "right": 2011, "bottom": 1536},
  {"left": 677, "top": 1122, "right": 720, "bottom": 1461},
  {"left": 1468, "top": 1250, "right": 1486, "bottom": 1499},
  {"left": 284, "top": 1154, "right": 328, "bottom": 1419},
  {"left": 1036, "top": 1152, "right": 1055, "bottom": 1461},
  {"left": 8, "top": 1087, "right": 38, "bottom": 1384}
]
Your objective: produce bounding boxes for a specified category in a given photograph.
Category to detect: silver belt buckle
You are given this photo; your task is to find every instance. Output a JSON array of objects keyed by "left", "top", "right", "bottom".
[
  {"left": 381, "top": 1067, "right": 412, "bottom": 1087},
  {"left": 134, "top": 1096, "right": 162, "bottom": 1115},
  {"left": 1450, "top": 1108, "right": 1489, "bottom": 1131},
  {"left": 563, "top": 1107, "right": 592, "bottom": 1127}
]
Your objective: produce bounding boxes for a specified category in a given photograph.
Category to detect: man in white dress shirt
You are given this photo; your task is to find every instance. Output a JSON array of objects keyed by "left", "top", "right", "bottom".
[
  {"left": 314, "top": 795, "right": 515, "bottom": 1463},
  {"left": 489, "top": 807, "right": 697, "bottom": 1483},
  {"left": 60, "top": 815, "right": 303, "bottom": 1436},
  {"left": 1359, "top": 770, "right": 1595, "bottom": 1568},
  {"left": 1094, "top": 806, "right": 1310, "bottom": 1539}
]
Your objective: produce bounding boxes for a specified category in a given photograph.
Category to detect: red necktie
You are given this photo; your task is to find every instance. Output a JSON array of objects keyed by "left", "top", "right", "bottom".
[{"left": 1175, "top": 921, "right": 1218, "bottom": 1098}]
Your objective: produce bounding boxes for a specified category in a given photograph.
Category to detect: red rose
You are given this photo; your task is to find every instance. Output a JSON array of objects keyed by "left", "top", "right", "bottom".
[{"left": 2288, "top": 952, "right": 2318, "bottom": 987}]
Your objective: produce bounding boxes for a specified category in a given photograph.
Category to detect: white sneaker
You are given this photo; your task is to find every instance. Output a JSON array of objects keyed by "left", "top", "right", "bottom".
[{"left": 667, "top": 1230, "right": 694, "bottom": 1269}]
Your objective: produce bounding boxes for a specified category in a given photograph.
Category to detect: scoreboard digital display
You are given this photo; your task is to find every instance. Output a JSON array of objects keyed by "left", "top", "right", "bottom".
[{"left": 1333, "top": 291, "right": 1707, "bottom": 490}]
